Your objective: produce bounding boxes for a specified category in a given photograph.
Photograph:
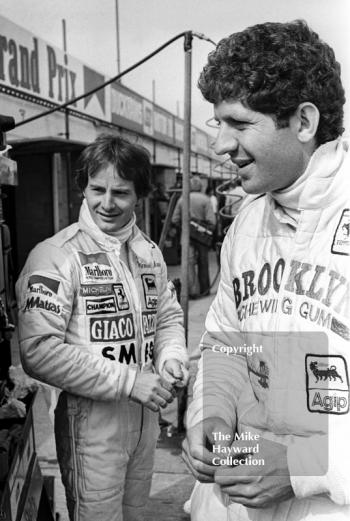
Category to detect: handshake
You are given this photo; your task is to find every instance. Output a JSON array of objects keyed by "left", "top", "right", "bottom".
[{"left": 130, "top": 359, "right": 189, "bottom": 412}]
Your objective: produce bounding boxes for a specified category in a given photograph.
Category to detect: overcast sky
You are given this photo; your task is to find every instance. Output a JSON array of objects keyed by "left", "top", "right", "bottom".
[{"left": 1, "top": 0, "right": 349, "bottom": 133}]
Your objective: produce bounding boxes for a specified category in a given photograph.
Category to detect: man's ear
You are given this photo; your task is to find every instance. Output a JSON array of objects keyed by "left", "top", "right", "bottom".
[{"left": 292, "top": 102, "right": 320, "bottom": 143}]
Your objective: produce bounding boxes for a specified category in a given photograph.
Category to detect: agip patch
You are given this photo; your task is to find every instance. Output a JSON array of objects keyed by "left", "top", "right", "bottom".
[
  {"left": 306, "top": 354, "right": 349, "bottom": 414},
  {"left": 141, "top": 274, "right": 158, "bottom": 309}
]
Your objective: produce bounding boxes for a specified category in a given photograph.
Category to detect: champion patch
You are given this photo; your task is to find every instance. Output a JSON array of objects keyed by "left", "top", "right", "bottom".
[
  {"left": 331, "top": 209, "right": 350, "bottom": 255},
  {"left": 141, "top": 274, "right": 158, "bottom": 309},
  {"left": 306, "top": 354, "right": 349, "bottom": 414},
  {"left": 85, "top": 296, "right": 116, "bottom": 315}
]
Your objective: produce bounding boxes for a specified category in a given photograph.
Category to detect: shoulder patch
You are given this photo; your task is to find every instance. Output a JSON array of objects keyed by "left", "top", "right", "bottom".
[
  {"left": 25, "top": 274, "right": 62, "bottom": 315},
  {"left": 331, "top": 209, "right": 350, "bottom": 255}
]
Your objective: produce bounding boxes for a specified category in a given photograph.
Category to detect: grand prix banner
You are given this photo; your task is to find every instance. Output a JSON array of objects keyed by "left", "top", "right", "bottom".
[{"left": 0, "top": 15, "right": 111, "bottom": 122}]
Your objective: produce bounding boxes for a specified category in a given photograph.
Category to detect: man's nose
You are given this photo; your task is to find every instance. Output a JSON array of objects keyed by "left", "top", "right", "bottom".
[
  {"left": 214, "top": 125, "right": 239, "bottom": 156},
  {"left": 101, "top": 191, "right": 115, "bottom": 210}
]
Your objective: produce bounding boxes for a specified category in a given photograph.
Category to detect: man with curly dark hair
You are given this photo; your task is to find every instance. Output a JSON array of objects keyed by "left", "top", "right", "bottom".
[{"left": 182, "top": 20, "right": 350, "bottom": 521}]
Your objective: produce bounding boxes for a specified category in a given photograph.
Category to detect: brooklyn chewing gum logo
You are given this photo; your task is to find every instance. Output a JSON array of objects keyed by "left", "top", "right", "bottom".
[{"left": 232, "top": 257, "right": 350, "bottom": 340}]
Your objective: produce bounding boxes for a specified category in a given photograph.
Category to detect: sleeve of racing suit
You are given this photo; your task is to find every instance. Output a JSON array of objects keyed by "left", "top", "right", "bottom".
[
  {"left": 287, "top": 409, "right": 350, "bottom": 505},
  {"left": 153, "top": 253, "right": 188, "bottom": 374},
  {"left": 16, "top": 242, "right": 137, "bottom": 401},
  {"left": 186, "top": 226, "right": 249, "bottom": 430}
]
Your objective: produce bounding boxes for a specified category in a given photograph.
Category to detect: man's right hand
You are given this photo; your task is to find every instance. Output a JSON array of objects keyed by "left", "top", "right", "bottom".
[
  {"left": 130, "top": 370, "right": 175, "bottom": 412},
  {"left": 182, "top": 417, "right": 233, "bottom": 483}
]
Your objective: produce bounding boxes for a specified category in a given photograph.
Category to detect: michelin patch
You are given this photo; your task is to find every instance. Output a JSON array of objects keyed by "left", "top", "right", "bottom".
[
  {"left": 141, "top": 274, "right": 158, "bottom": 309},
  {"left": 25, "top": 274, "right": 61, "bottom": 315},
  {"left": 331, "top": 209, "right": 350, "bottom": 255},
  {"left": 306, "top": 354, "right": 349, "bottom": 414},
  {"left": 80, "top": 283, "right": 114, "bottom": 297}
]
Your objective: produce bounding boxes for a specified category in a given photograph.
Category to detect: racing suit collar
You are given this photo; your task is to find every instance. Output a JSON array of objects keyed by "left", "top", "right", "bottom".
[
  {"left": 78, "top": 200, "right": 156, "bottom": 265},
  {"left": 298, "top": 137, "right": 349, "bottom": 210},
  {"left": 269, "top": 138, "right": 348, "bottom": 226}
]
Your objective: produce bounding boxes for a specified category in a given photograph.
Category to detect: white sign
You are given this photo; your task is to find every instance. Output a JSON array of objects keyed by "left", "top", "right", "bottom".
[{"left": 0, "top": 15, "right": 110, "bottom": 122}]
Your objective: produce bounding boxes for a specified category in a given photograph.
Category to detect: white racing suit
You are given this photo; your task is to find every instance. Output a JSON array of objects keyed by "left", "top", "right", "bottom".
[
  {"left": 187, "top": 138, "right": 350, "bottom": 520},
  {"left": 16, "top": 202, "right": 188, "bottom": 521}
]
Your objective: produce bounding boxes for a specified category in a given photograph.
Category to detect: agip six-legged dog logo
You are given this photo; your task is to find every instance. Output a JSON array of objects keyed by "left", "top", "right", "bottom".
[
  {"left": 309, "top": 361, "right": 343, "bottom": 383},
  {"left": 306, "top": 355, "right": 349, "bottom": 414}
]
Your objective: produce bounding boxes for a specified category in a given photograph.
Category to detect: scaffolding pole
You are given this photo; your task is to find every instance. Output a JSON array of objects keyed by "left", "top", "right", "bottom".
[{"left": 180, "top": 32, "right": 193, "bottom": 340}]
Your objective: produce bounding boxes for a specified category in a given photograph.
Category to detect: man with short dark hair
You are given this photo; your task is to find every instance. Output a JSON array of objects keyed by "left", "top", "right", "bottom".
[
  {"left": 17, "top": 133, "right": 188, "bottom": 521},
  {"left": 182, "top": 20, "right": 350, "bottom": 521}
]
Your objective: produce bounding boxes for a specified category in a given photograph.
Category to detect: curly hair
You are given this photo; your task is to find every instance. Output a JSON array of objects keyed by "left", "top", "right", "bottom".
[
  {"left": 75, "top": 133, "right": 152, "bottom": 198},
  {"left": 198, "top": 20, "right": 345, "bottom": 145}
]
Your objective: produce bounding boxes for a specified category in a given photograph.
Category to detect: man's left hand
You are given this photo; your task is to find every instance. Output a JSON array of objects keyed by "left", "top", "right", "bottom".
[
  {"left": 214, "top": 438, "right": 295, "bottom": 508},
  {"left": 162, "top": 359, "right": 189, "bottom": 388}
]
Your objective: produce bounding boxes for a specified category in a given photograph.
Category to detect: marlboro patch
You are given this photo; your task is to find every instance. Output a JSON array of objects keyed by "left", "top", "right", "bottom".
[{"left": 331, "top": 209, "right": 350, "bottom": 255}]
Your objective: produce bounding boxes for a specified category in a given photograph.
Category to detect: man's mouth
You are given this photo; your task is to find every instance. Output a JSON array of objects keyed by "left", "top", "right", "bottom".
[
  {"left": 98, "top": 212, "right": 120, "bottom": 219},
  {"left": 231, "top": 158, "right": 254, "bottom": 169}
]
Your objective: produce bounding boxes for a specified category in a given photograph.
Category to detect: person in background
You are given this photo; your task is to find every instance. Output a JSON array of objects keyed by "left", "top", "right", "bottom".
[
  {"left": 182, "top": 20, "right": 350, "bottom": 521},
  {"left": 206, "top": 184, "right": 218, "bottom": 217},
  {"left": 16, "top": 134, "right": 189, "bottom": 521},
  {"left": 172, "top": 176, "right": 216, "bottom": 299}
]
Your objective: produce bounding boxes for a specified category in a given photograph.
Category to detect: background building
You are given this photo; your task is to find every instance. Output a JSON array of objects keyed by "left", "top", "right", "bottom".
[{"left": 0, "top": 14, "right": 233, "bottom": 275}]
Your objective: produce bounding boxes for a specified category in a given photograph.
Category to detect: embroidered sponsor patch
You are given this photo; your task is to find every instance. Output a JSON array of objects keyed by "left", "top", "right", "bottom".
[
  {"left": 141, "top": 311, "right": 157, "bottom": 337},
  {"left": 77, "top": 251, "right": 114, "bottom": 283},
  {"left": 101, "top": 342, "right": 137, "bottom": 365},
  {"left": 90, "top": 314, "right": 135, "bottom": 342},
  {"left": 306, "top": 354, "right": 349, "bottom": 414},
  {"left": 141, "top": 274, "right": 158, "bottom": 309},
  {"left": 331, "top": 209, "right": 350, "bottom": 255},
  {"left": 24, "top": 295, "right": 61, "bottom": 314},
  {"left": 80, "top": 284, "right": 114, "bottom": 297},
  {"left": 113, "top": 283, "right": 130, "bottom": 311},
  {"left": 25, "top": 274, "right": 61, "bottom": 314},
  {"left": 85, "top": 296, "right": 117, "bottom": 315},
  {"left": 28, "top": 275, "right": 60, "bottom": 295}
]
